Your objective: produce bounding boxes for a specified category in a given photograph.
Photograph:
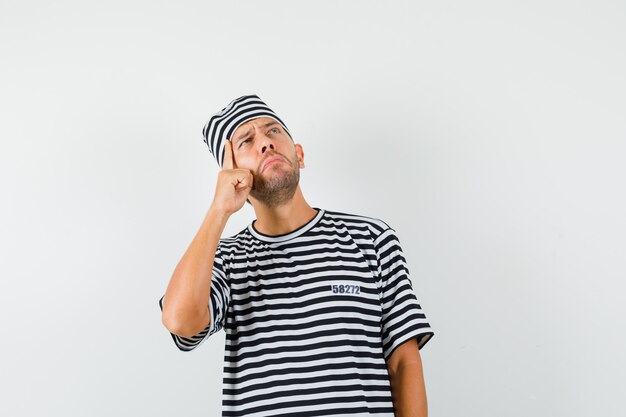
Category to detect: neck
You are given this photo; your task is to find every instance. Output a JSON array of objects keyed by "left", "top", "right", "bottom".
[{"left": 250, "top": 186, "right": 318, "bottom": 236}]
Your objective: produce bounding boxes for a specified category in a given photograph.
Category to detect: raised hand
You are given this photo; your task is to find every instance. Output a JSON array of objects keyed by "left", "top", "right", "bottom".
[{"left": 210, "top": 140, "right": 254, "bottom": 216}]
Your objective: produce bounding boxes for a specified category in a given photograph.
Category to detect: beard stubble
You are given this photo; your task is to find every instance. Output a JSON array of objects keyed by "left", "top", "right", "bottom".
[{"left": 249, "top": 148, "right": 300, "bottom": 209}]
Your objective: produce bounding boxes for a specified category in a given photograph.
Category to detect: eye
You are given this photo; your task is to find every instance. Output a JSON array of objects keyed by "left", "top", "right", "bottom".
[
  {"left": 239, "top": 138, "right": 250, "bottom": 148},
  {"left": 269, "top": 127, "right": 280, "bottom": 134}
]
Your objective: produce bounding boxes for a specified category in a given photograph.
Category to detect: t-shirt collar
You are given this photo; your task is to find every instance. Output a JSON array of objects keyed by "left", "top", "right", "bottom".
[{"left": 248, "top": 207, "right": 325, "bottom": 243}]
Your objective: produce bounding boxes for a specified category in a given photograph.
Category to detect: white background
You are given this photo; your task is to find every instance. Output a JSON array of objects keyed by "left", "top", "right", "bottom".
[{"left": 1, "top": 1, "right": 624, "bottom": 416}]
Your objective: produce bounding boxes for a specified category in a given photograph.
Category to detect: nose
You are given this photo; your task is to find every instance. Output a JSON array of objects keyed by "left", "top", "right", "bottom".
[
  {"left": 258, "top": 132, "right": 276, "bottom": 154},
  {"left": 261, "top": 143, "right": 275, "bottom": 153}
]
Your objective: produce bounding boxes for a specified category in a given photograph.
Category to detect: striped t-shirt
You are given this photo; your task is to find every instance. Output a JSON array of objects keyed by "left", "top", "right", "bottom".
[{"left": 159, "top": 207, "right": 434, "bottom": 417}]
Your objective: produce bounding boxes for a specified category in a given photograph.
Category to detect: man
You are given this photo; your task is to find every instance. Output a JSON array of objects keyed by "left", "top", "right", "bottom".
[{"left": 159, "top": 94, "right": 435, "bottom": 417}]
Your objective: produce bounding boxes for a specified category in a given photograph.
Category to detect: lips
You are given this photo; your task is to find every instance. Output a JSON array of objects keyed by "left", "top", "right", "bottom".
[{"left": 261, "top": 156, "right": 286, "bottom": 172}]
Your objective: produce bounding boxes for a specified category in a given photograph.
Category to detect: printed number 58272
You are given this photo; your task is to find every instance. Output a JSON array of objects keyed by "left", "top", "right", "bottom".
[{"left": 331, "top": 284, "right": 360, "bottom": 294}]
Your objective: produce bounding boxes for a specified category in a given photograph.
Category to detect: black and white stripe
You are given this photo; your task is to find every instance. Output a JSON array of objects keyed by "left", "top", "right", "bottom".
[
  {"left": 202, "top": 94, "right": 293, "bottom": 168},
  {"left": 159, "top": 208, "right": 434, "bottom": 417}
]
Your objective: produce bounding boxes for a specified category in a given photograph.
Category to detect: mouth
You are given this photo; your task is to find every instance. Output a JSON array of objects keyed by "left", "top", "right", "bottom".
[{"left": 261, "top": 156, "right": 286, "bottom": 172}]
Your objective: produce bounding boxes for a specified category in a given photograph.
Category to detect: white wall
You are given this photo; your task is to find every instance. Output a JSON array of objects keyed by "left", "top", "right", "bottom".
[{"left": 1, "top": 1, "right": 624, "bottom": 416}]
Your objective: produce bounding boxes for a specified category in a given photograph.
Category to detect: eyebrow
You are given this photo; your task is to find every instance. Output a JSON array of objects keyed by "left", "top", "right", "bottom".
[{"left": 234, "top": 121, "right": 281, "bottom": 143}]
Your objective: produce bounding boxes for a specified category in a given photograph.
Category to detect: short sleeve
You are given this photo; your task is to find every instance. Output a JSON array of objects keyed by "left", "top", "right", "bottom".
[
  {"left": 158, "top": 244, "right": 231, "bottom": 352},
  {"left": 374, "top": 227, "right": 434, "bottom": 361}
]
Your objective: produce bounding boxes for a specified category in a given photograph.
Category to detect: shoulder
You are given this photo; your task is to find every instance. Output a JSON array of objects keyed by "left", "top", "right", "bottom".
[
  {"left": 322, "top": 208, "right": 395, "bottom": 241},
  {"left": 215, "top": 227, "right": 253, "bottom": 257}
]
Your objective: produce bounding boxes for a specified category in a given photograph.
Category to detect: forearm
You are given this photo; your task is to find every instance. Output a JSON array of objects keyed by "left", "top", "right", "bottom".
[
  {"left": 388, "top": 362, "right": 428, "bottom": 417},
  {"left": 161, "top": 206, "right": 230, "bottom": 337}
]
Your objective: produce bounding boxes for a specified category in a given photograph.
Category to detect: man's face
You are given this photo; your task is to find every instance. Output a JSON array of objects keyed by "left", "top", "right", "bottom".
[{"left": 229, "top": 117, "right": 305, "bottom": 208}]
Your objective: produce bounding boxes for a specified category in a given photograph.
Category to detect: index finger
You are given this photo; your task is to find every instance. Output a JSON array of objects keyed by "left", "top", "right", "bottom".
[{"left": 222, "top": 139, "right": 234, "bottom": 170}]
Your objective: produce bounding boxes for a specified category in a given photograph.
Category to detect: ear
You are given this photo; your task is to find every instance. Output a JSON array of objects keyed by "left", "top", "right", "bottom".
[{"left": 295, "top": 143, "right": 305, "bottom": 168}]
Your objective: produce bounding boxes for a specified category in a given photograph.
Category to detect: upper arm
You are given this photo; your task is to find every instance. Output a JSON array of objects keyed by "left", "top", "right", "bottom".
[
  {"left": 374, "top": 227, "right": 435, "bottom": 361},
  {"left": 386, "top": 338, "right": 422, "bottom": 379},
  {"left": 158, "top": 244, "right": 231, "bottom": 352}
]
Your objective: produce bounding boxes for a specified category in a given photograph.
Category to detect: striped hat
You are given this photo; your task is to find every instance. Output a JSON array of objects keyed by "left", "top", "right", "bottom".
[{"left": 202, "top": 94, "right": 293, "bottom": 168}]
